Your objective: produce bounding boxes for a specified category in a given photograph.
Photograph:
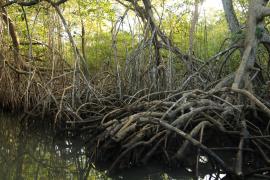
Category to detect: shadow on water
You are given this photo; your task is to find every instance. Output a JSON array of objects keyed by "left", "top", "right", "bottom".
[{"left": 0, "top": 113, "right": 255, "bottom": 180}]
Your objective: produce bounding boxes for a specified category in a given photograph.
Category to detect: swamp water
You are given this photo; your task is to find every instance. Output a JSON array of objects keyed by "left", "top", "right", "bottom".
[{"left": 0, "top": 113, "right": 229, "bottom": 180}]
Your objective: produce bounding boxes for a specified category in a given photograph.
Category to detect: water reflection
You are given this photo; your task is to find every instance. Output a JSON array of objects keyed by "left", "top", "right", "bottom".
[
  {"left": 0, "top": 113, "right": 227, "bottom": 180},
  {"left": 0, "top": 113, "right": 107, "bottom": 180}
]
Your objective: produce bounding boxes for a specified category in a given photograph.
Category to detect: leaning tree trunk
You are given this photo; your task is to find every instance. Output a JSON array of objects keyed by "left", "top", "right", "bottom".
[
  {"left": 221, "top": 0, "right": 240, "bottom": 34},
  {"left": 232, "top": 0, "right": 270, "bottom": 90},
  {"left": 1, "top": 7, "right": 25, "bottom": 68}
]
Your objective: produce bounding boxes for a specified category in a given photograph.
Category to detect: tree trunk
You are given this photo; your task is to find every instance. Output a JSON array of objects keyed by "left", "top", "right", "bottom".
[
  {"left": 1, "top": 8, "right": 21, "bottom": 67},
  {"left": 232, "top": 0, "right": 269, "bottom": 89},
  {"left": 142, "top": 0, "right": 161, "bottom": 90},
  {"left": 221, "top": 0, "right": 240, "bottom": 34}
]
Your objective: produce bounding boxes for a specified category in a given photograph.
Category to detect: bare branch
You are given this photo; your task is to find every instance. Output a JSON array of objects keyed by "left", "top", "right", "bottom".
[
  {"left": 262, "top": 6, "right": 270, "bottom": 17},
  {"left": 1, "top": 0, "right": 68, "bottom": 7},
  {"left": 2, "top": 0, "right": 41, "bottom": 7}
]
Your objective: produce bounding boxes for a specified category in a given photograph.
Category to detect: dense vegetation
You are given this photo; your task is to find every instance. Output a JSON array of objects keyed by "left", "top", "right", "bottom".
[{"left": 1, "top": 0, "right": 270, "bottom": 179}]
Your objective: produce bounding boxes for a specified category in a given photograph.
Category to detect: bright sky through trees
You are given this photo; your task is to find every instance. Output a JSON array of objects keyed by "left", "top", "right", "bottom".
[{"left": 202, "top": 0, "right": 223, "bottom": 15}]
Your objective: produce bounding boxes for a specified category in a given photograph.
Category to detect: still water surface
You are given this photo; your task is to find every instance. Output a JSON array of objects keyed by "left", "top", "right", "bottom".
[{"left": 0, "top": 113, "right": 226, "bottom": 180}]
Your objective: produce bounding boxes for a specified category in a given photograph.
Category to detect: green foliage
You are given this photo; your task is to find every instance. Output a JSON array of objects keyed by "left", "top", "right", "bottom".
[
  {"left": 231, "top": 29, "right": 245, "bottom": 42},
  {"left": 1, "top": 0, "right": 260, "bottom": 84},
  {"left": 255, "top": 26, "right": 264, "bottom": 39}
]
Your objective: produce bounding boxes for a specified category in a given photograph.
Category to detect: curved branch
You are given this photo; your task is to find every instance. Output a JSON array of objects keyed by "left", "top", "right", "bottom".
[
  {"left": 1, "top": 0, "right": 68, "bottom": 8},
  {"left": 2, "top": 0, "right": 41, "bottom": 7}
]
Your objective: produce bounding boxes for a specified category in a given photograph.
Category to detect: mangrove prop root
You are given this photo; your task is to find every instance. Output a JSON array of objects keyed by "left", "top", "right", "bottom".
[{"left": 50, "top": 87, "right": 270, "bottom": 179}]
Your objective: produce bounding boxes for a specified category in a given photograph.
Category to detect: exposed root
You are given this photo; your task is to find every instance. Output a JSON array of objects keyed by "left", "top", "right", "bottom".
[{"left": 50, "top": 87, "right": 270, "bottom": 179}]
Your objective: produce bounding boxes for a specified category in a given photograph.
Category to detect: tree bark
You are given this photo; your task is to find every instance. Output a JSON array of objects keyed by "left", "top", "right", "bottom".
[
  {"left": 232, "top": 0, "right": 269, "bottom": 89},
  {"left": 1, "top": 8, "right": 20, "bottom": 66},
  {"left": 142, "top": 0, "right": 161, "bottom": 90},
  {"left": 221, "top": 0, "right": 240, "bottom": 34},
  {"left": 188, "top": 0, "right": 202, "bottom": 72}
]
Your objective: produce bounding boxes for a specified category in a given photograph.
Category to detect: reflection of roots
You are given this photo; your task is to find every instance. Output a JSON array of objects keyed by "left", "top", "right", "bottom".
[{"left": 70, "top": 88, "right": 270, "bottom": 178}]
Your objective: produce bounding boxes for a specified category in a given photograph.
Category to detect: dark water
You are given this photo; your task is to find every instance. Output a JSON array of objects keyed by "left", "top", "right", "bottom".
[{"left": 0, "top": 113, "right": 227, "bottom": 180}]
